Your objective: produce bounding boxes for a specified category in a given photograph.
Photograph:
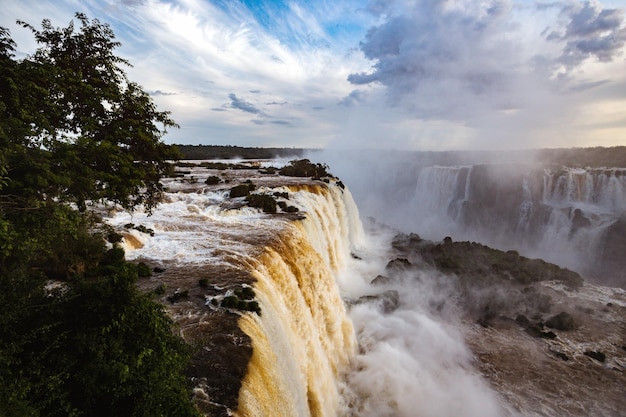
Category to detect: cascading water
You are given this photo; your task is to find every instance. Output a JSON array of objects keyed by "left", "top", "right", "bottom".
[
  {"left": 386, "top": 164, "right": 626, "bottom": 286},
  {"left": 107, "top": 168, "right": 364, "bottom": 416}
]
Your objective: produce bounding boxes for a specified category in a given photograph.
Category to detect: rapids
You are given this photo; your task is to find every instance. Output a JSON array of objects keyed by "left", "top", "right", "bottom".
[{"left": 107, "top": 164, "right": 362, "bottom": 416}]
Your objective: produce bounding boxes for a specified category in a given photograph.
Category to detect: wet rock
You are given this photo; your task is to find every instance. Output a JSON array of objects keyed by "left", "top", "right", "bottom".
[
  {"left": 391, "top": 233, "right": 422, "bottom": 251},
  {"left": 356, "top": 290, "right": 400, "bottom": 314},
  {"left": 545, "top": 311, "right": 576, "bottom": 331},
  {"left": 385, "top": 258, "right": 412, "bottom": 272},
  {"left": 371, "top": 275, "right": 394, "bottom": 285},
  {"left": 584, "top": 350, "right": 606, "bottom": 363}
]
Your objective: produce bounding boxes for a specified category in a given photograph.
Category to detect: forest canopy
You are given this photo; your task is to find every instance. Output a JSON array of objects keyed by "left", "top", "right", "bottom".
[{"left": 0, "top": 14, "right": 199, "bottom": 417}]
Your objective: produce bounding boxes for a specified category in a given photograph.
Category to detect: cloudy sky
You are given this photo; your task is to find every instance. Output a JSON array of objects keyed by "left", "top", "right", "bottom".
[{"left": 1, "top": 0, "right": 625, "bottom": 150}]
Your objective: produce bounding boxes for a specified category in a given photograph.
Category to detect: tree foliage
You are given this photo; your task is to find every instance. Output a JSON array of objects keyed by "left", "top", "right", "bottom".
[
  {"left": 0, "top": 14, "right": 199, "bottom": 417},
  {"left": 1, "top": 13, "right": 179, "bottom": 213}
]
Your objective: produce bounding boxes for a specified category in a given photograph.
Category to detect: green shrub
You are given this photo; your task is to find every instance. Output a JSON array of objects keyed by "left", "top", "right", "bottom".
[
  {"left": 198, "top": 278, "right": 209, "bottom": 287},
  {"left": 136, "top": 262, "right": 152, "bottom": 277},
  {"left": 246, "top": 194, "right": 277, "bottom": 213},
  {"left": 279, "top": 159, "right": 331, "bottom": 178}
]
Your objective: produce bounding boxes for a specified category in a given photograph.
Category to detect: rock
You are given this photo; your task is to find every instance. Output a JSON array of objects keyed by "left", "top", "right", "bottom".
[
  {"left": 385, "top": 258, "right": 412, "bottom": 272},
  {"left": 371, "top": 275, "right": 394, "bottom": 285},
  {"left": 584, "top": 350, "right": 606, "bottom": 363},
  {"left": 356, "top": 290, "right": 400, "bottom": 314},
  {"left": 545, "top": 311, "right": 576, "bottom": 331}
]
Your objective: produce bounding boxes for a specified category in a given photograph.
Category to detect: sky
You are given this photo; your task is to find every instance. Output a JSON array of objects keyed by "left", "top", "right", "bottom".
[{"left": 1, "top": 0, "right": 625, "bottom": 150}]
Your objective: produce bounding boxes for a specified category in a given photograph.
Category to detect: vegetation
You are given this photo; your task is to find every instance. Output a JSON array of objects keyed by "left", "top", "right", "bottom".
[
  {"left": 0, "top": 14, "right": 199, "bottom": 416},
  {"left": 279, "top": 159, "right": 332, "bottom": 178},
  {"left": 246, "top": 194, "right": 277, "bottom": 213},
  {"left": 219, "top": 287, "right": 261, "bottom": 315}
]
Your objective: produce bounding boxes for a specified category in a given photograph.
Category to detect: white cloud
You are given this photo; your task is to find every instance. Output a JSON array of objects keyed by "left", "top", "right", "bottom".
[{"left": 0, "top": 0, "right": 624, "bottom": 149}]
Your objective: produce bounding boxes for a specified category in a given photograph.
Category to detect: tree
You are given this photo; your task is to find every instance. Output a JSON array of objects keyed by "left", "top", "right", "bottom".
[
  {"left": 0, "top": 15, "right": 199, "bottom": 417},
  {"left": 2, "top": 13, "right": 179, "bottom": 213}
]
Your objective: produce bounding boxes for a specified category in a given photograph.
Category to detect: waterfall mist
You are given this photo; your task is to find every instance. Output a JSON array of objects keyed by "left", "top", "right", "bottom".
[
  {"left": 336, "top": 225, "right": 515, "bottom": 417},
  {"left": 311, "top": 149, "right": 626, "bottom": 288}
]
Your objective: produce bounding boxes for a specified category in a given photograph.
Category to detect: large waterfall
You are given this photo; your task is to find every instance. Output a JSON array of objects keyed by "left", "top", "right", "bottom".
[
  {"left": 106, "top": 158, "right": 625, "bottom": 417},
  {"left": 235, "top": 185, "right": 361, "bottom": 417},
  {"left": 107, "top": 170, "right": 363, "bottom": 416},
  {"left": 321, "top": 151, "right": 626, "bottom": 287}
]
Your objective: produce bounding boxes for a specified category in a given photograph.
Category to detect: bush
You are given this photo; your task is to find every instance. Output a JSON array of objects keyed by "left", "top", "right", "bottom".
[
  {"left": 136, "top": 262, "right": 152, "bottom": 277},
  {"left": 279, "top": 159, "right": 331, "bottom": 178},
  {"left": 246, "top": 194, "right": 277, "bottom": 213},
  {"left": 198, "top": 278, "right": 209, "bottom": 287},
  {"left": 205, "top": 176, "right": 220, "bottom": 185}
]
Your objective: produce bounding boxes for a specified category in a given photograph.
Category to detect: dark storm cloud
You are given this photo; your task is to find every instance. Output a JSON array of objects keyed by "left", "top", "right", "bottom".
[
  {"left": 547, "top": 1, "right": 626, "bottom": 67},
  {"left": 228, "top": 93, "right": 263, "bottom": 114}
]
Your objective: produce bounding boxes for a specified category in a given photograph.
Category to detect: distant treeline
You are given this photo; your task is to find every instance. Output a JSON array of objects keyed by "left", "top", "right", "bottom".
[
  {"left": 534, "top": 147, "right": 626, "bottom": 168},
  {"left": 175, "top": 145, "right": 306, "bottom": 160},
  {"left": 174, "top": 145, "right": 626, "bottom": 168},
  {"left": 403, "top": 146, "right": 626, "bottom": 168}
]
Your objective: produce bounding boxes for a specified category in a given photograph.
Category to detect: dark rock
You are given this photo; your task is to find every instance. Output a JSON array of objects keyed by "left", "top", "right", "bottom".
[
  {"left": 515, "top": 314, "right": 530, "bottom": 326},
  {"left": 545, "top": 311, "right": 576, "bottom": 331},
  {"left": 554, "top": 351, "right": 569, "bottom": 361},
  {"left": 584, "top": 350, "right": 606, "bottom": 363},
  {"left": 391, "top": 233, "right": 422, "bottom": 251},
  {"left": 153, "top": 267, "right": 166, "bottom": 273},
  {"left": 385, "top": 258, "right": 412, "bottom": 272},
  {"left": 371, "top": 275, "right": 394, "bottom": 285},
  {"left": 356, "top": 290, "right": 400, "bottom": 314},
  {"left": 525, "top": 323, "right": 556, "bottom": 339}
]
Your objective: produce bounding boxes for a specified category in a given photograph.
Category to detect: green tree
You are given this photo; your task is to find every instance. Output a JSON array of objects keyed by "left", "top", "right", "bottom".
[
  {"left": 0, "top": 15, "right": 199, "bottom": 417},
  {"left": 2, "top": 13, "right": 179, "bottom": 213}
]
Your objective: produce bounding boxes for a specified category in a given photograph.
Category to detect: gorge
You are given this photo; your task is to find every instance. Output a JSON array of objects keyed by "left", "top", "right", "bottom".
[{"left": 109, "top": 157, "right": 626, "bottom": 416}]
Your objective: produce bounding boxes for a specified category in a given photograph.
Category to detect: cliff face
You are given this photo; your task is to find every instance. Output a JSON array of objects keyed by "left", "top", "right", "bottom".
[{"left": 408, "top": 165, "right": 626, "bottom": 287}]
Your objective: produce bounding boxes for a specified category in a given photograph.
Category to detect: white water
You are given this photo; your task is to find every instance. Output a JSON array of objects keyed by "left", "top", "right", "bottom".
[{"left": 336, "top": 227, "right": 513, "bottom": 417}]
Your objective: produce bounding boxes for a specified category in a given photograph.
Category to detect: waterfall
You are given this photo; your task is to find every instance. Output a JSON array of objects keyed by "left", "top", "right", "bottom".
[
  {"left": 107, "top": 178, "right": 362, "bottom": 416},
  {"left": 404, "top": 165, "right": 626, "bottom": 285},
  {"left": 235, "top": 185, "right": 361, "bottom": 417}
]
